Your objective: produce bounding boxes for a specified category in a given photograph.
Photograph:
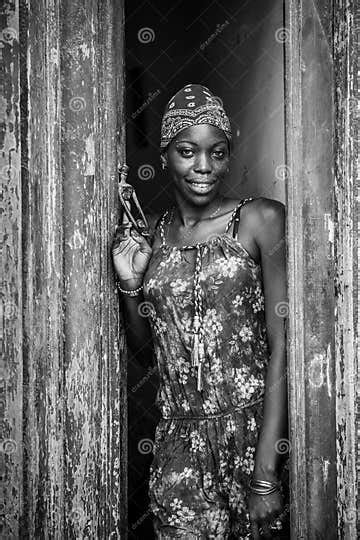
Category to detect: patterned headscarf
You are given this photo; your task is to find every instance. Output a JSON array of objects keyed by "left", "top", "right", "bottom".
[{"left": 160, "top": 84, "right": 232, "bottom": 150}]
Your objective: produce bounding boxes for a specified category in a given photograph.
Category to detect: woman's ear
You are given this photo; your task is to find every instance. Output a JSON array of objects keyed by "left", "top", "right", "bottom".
[{"left": 160, "top": 152, "right": 168, "bottom": 170}]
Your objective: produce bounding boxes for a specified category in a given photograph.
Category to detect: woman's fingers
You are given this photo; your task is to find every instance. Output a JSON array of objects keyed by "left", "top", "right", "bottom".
[{"left": 130, "top": 227, "right": 143, "bottom": 242}]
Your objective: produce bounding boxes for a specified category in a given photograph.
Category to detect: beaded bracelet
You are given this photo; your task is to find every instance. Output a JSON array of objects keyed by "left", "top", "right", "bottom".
[
  {"left": 116, "top": 280, "right": 143, "bottom": 297},
  {"left": 248, "top": 478, "right": 281, "bottom": 496}
]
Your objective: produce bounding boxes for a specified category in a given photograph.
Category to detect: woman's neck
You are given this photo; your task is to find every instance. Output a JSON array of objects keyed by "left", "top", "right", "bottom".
[{"left": 172, "top": 195, "right": 226, "bottom": 227}]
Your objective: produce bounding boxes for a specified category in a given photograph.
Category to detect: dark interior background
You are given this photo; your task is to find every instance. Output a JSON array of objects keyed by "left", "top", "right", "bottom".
[{"left": 125, "top": 1, "right": 285, "bottom": 537}]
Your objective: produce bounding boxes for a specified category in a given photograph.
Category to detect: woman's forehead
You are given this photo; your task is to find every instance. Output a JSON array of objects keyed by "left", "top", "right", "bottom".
[{"left": 172, "top": 124, "right": 228, "bottom": 144}]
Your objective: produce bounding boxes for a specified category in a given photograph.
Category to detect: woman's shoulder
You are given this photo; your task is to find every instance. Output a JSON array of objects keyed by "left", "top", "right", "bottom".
[{"left": 237, "top": 196, "right": 285, "bottom": 223}]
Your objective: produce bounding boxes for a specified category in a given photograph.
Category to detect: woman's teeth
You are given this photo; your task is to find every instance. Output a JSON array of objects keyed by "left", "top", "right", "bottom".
[
  {"left": 189, "top": 182, "right": 214, "bottom": 194},
  {"left": 187, "top": 181, "right": 214, "bottom": 194}
]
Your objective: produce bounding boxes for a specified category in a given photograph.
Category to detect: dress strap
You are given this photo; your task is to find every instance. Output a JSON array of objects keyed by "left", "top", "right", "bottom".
[
  {"left": 153, "top": 213, "right": 163, "bottom": 231},
  {"left": 158, "top": 208, "right": 171, "bottom": 247},
  {"left": 224, "top": 197, "right": 255, "bottom": 236}
]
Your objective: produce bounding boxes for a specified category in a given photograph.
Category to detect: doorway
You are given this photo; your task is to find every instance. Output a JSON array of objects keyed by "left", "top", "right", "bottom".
[
  {"left": 2, "top": 0, "right": 357, "bottom": 538},
  {"left": 125, "top": 1, "right": 286, "bottom": 537}
]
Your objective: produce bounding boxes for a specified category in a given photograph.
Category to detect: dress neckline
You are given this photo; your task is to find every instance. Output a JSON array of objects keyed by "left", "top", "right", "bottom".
[{"left": 157, "top": 198, "right": 260, "bottom": 266}]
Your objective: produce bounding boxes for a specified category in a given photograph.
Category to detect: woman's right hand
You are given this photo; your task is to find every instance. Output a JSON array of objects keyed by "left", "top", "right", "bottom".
[{"left": 111, "top": 213, "right": 153, "bottom": 286}]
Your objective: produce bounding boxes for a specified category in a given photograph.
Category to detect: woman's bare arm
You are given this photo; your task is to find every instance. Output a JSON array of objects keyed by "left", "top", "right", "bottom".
[{"left": 252, "top": 198, "right": 288, "bottom": 481}]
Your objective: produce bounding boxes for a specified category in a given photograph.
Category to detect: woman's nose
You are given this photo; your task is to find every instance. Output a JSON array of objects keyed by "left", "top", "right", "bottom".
[{"left": 194, "top": 152, "right": 211, "bottom": 173}]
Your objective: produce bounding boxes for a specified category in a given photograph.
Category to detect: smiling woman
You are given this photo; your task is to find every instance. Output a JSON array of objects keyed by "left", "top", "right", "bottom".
[
  {"left": 112, "top": 84, "right": 290, "bottom": 539},
  {"left": 164, "top": 124, "right": 229, "bottom": 200}
]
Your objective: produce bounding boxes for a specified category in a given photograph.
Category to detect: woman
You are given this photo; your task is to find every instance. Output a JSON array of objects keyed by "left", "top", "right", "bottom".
[{"left": 112, "top": 84, "right": 290, "bottom": 539}]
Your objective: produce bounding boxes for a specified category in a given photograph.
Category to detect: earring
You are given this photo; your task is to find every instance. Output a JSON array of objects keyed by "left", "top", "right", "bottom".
[{"left": 161, "top": 161, "right": 167, "bottom": 170}]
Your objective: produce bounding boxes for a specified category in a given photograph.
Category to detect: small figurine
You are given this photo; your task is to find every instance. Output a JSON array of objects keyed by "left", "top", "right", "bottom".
[{"left": 117, "top": 163, "right": 150, "bottom": 239}]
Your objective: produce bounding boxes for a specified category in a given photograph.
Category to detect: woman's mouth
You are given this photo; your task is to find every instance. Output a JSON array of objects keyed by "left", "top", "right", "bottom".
[{"left": 185, "top": 179, "right": 216, "bottom": 195}]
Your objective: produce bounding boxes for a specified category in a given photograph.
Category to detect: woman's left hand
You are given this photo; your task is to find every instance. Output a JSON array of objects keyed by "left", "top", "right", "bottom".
[{"left": 248, "top": 489, "right": 284, "bottom": 539}]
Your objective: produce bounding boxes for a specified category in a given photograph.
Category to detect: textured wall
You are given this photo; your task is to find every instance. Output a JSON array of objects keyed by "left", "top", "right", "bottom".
[
  {"left": 284, "top": 0, "right": 358, "bottom": 538},
  {"left": 1, "top": 0, "right": 127, "bottom": 537}
]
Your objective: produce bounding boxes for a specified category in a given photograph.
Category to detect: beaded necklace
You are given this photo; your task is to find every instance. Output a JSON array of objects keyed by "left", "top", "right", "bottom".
[{"left": 158, "top": 198, "right": 253, "bottom": 392}]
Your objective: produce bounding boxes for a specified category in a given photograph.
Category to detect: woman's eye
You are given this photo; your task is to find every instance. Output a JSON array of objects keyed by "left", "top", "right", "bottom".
[
  {"left": 178, "top": 148, "right": 225, "bottom": 158},
  {"left": 179, "top": 149, "right": 194, "bottom": 157}
]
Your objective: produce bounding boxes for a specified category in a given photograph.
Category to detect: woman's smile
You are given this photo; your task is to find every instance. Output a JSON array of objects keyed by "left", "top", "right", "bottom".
[{"left": 184, "top": 176, "right": 218, "bottom": 196}]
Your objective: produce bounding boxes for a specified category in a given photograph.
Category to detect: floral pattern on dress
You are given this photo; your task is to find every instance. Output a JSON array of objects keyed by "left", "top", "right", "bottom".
[{"left": 143, "top": 218, "right": 290, "bottom": 539}]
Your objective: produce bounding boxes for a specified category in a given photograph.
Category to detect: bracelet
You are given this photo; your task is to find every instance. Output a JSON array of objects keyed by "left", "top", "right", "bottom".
[
  {"left": 248, "top": 478, "right": 281, "bottom": 496},
  {"left": 116, "top": 280, "right": 143, "bottom": 296}
]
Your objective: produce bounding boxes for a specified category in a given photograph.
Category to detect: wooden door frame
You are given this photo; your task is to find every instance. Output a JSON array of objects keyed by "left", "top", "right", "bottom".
[
  {"left": 2, "top": 0, "right": 358, "bottom": 538},
  {"left": 1, "top": 0, "right": 127, "bottom": 537},
  {"left": 284, "top": 0, "right": 358, "bottom": 538}
]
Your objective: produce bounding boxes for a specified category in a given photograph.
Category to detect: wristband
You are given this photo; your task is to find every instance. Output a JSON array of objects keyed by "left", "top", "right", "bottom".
[
  {"left": 116, "top": 280, "right": 143, "bottom": 296},
  {"left": 248, "top": 478, "right": 281, "bottom": 496}
]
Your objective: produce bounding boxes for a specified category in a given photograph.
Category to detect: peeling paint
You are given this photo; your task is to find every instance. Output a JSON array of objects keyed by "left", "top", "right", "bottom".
[
  {"left": 322, "top": 458, "right": 331, "bottom": 484},
  {"left": 3, "top": 0, "right": 126, "bottom": 537},
  {"left": 83, "top": 133, "right": 95, "bottom": 176},
  {"left": 284, "top": 0, "right": 356, "bottom": 538},
  {"left": 324, "top": 212, "right": 334, "bottom": 260}
]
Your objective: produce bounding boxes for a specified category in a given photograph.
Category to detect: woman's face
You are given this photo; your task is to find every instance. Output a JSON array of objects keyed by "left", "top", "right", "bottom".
[{"left": 164, "top": 124, "right": 230, "bottom": 205}]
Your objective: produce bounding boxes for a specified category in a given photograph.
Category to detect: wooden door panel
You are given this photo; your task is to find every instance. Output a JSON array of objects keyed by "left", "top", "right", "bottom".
[{"left": 1, "top": 1, "right": 127, "bottom": 537}]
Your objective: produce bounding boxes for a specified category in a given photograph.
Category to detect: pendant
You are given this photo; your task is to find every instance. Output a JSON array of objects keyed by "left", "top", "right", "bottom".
[
  {"left": 197, "top": 362, "right": 203, "bottom": 392},
  {"left": 191, "top": 331, "right": 199, "bottom": 367},
  {"left": 191, "top": 329, "right": 206, "bottom": 391}
]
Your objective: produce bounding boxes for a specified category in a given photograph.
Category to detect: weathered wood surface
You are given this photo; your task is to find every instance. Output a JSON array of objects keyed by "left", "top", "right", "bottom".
[
  {"left": 284, "top": 0, "right": 308, "bottom": 536},
  {"left": 1, "top": 0, "right": 126, "bottom": 537},
  {"left": 285, "top": 0, "right": 358, "bottom": 538},
  {"left": 1, "top": 1, "right": 23, "bottom": 537},
  {"left": 2, "top": 0, "right": 358, "bottom": 538},
  {"left": 333, "top": 1, "right": 358, "bottom": 538}
]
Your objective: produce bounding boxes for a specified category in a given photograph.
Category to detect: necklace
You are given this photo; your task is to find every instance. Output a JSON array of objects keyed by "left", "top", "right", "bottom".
[
  {"left": 163, "top": 197, "right": 224, "bottom": 392},
  {"left": 159, "top": 197, "right": 252, "bottom": 392}
]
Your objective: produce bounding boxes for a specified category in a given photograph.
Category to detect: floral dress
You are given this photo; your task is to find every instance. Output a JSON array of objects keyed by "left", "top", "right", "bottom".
[{"left": 142, "top": 198, "right": 290, "bottom": 539}]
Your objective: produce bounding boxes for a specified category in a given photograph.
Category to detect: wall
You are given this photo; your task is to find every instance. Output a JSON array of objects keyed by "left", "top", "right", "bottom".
[{"left": 1, "top": 1, "right": 127, "bottom": 536}]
